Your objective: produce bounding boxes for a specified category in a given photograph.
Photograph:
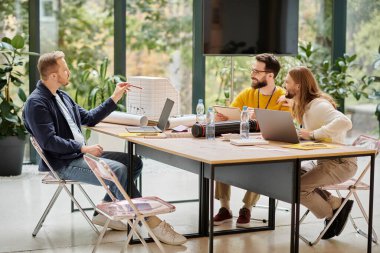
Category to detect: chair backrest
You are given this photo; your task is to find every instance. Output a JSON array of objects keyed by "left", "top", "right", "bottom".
[
  {"left": 352, "top": 135, "right": 380, "bottom": 155},
  {"left": 83, "top": 154, "right": 141, "bottom": 214},
  {"left": 30, "top": 136, "right": 63, "bottom": 181},
  {"left": 351, "top": 135, "right": 380, "bottom": 186}
]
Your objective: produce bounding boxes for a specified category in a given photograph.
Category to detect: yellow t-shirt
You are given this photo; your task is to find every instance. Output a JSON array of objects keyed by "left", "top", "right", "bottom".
[{"left": 231, "top": 86, "right": 290, "bottom": 112}]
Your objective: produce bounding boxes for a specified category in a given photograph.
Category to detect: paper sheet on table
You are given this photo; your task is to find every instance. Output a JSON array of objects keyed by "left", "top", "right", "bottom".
[
  {"left": 101, "top": 111, "right": 148, "bottom": 126},
  {"left": 118, "top": 132, "right": 166, "bottom": 138},
  {"left": 282, "top": 142, "right": 338, "bottom": 150},
  {"left": 167, "top": 115, "right": 196, "bottom": 129}
]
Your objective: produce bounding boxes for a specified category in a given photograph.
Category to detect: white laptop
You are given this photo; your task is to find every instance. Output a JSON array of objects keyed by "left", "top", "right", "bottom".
[
  {"left": 125, "top": 98, "right": 174, "bottom": 133},
  {"left": 255, "top": 109, "right": 301, "bottom": 144}
]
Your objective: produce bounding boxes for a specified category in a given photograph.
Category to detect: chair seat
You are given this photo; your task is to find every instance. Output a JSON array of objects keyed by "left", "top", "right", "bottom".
[
  {"left": 42, "top": 174, "right": 82, "bottom": 184},
  {"left": 97, "top": 196, "right": 175, "bottom": 221},
  {"left": 321, "top": 178, "right": 369, "bottom": 191}
]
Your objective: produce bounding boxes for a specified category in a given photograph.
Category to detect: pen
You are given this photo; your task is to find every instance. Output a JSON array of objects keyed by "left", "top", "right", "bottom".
[{"left": 129, "top": 84, "right": 143, "bottom": 89}]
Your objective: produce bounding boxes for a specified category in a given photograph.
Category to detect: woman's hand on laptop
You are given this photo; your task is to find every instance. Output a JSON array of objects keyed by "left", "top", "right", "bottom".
[{"left": 298, "top": 129, "right": 312, "bottom": 140}]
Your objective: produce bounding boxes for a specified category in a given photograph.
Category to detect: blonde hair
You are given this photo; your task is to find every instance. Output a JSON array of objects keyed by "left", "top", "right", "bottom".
[
  {"left": 37, "top": 51, "right": 65, "bottom": 80},
  {"left": 289, "top": 66, "right": 336, "bottom": 124}
]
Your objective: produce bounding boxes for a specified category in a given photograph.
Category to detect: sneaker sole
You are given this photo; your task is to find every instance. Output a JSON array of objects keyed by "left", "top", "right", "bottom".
[
  {"left": 335, "top": 200, "right": 354, "bottom": 236},
  {"left": 236, "top": 222, "right": 251, "bottom": 228},
  {"left": 214, "top": 218, "right": 233, "bottom": 226},
  {"left": 151, "top": 235, "right": 187, "bottom": 246}
]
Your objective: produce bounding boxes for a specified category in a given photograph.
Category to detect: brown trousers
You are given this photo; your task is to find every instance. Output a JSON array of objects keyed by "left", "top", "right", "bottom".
[
  {"left": 300, "top": 158, "right": 357, "bottom": 219},
  {"left": 215, "top": 181, "right": 260, "bottom": 207}
]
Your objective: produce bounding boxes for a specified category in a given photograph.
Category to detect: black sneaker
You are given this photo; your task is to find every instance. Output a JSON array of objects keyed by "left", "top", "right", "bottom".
[
  {"left": 321, "top": 198, "right": 354, "bottom": 240},
  {"left": 321, "top": 218, "right": 337, "bottom": 240},
  {"left": 334, "top": 199, "right": 354, "bottom": 236}
]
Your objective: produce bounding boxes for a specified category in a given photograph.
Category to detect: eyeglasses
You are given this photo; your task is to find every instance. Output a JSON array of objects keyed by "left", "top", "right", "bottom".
[{"left": 251, "top": 68, "right": 271, "bottom": 75}]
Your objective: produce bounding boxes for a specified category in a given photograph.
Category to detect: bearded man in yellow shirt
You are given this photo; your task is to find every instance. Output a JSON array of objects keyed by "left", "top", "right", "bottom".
[{"left": 214, "top": 53, "right": 289, "bottom": 228}]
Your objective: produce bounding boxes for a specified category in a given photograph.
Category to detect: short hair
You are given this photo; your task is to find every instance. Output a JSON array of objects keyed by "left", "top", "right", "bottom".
[
  {"left": 37, "top": 51, "right": 65, "bottom": 80},
  {"left": 255, "top": 53, "right": 281, "bottom": 78}
]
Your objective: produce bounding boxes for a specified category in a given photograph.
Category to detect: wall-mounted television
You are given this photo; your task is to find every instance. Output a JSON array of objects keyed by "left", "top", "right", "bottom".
[{"left": 203, "top": 0, "right": 299, "bottom": 56}]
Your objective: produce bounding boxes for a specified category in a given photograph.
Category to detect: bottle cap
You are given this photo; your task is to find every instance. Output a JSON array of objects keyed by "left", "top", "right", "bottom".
[
  {"left": 198, "top": 99, "right": 203, "bottom": 103},
  {"left": 243, "top": 106, "right": 248, "bottom": 111}
]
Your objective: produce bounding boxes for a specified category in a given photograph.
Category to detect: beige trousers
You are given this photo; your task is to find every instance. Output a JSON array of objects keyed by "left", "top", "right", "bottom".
[
  {"left": 215, "top": 181, "right": 260, "bottom": 207},
  {"left": 300, "top": 158, "right": 357, "bottom": 219}
]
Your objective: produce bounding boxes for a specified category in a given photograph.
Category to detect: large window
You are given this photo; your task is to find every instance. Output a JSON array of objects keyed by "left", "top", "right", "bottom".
[
  {"left": 126, "top": 0, "right": 193, "bottom": 114},
  {"left": 346, "top": 0, "right": 380, "bottom": 103}
]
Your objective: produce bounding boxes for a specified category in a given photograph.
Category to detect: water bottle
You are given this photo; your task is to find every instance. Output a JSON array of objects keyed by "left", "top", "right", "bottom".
[
  {"left": 240, "top": 106, "right": 250, "bottom": 139},
  {"left": 196, "top": 99, "right": 205, "bottom": 123},
  {"left": 205, "top": 107, "right": 215, "bottom": 140}
]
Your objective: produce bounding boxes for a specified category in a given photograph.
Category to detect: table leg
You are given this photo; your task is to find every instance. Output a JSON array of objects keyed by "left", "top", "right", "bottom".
[
  {"left": 367, "top": 154, "right": 375, "bottom": 253},
  {"left": 209, "top": 165, "right": 215, "bottom": 253}
]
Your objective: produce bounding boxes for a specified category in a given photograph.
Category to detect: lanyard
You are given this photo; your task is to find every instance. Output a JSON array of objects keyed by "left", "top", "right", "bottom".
[{"left": 257, "top": 86, "right": 276, "bottom": 109}]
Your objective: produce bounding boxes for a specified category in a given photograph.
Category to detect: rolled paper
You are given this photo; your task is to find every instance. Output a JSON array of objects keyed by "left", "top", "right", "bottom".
[{"left": 102, "top": 111, "right": 148, "bottom": 126}]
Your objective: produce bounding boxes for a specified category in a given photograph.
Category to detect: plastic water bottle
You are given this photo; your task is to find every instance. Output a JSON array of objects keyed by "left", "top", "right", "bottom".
[
  {"left": 205, "top": 107, "right": 215, "bottom": 140},
  {"left": 196, "top": 99, "right": 205, "bottom": 123},
  {"left": 240, "top": 106, "right": 250, "bottom": 139}
]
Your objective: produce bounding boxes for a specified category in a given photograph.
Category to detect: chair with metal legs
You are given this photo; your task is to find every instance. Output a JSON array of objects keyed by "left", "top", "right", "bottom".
[
  {"left": 84, "top": 153, "right": 176, "bottom": 253},
  {"left": 30, "top": 136, "right": 99, "bottom": 237},
  {"left": 299, "top": 135, "right": 379, "bottom": 246}
]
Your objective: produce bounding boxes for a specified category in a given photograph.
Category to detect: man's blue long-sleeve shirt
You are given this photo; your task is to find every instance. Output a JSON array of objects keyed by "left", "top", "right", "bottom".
[{"left": 23, "top": 81, "right": 117, "bottom": 171}]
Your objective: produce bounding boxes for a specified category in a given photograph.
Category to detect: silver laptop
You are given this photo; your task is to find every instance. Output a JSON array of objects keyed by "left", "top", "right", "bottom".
[
  {"left": 255, "top": 109, "right": 300, "bottom": 144},
  {"left": 126, "top": 98, "right": 174, "bottom": 133}
]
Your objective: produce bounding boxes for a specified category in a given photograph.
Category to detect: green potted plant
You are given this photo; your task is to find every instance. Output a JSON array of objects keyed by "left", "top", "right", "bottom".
[
  {"left": 0, "top": 34, "right": 38, "bottom": 176},
  {"left": 297, "top": 42, "right": 375, "bottom": 112}
]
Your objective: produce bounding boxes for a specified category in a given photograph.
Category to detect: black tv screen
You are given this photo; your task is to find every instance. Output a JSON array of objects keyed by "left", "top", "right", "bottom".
[{"left": 203, "top": 0, "right": 299, "bottom": 55}]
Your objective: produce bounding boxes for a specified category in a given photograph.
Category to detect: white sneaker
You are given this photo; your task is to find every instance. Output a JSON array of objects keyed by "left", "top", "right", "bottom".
[
  {"left": 150, "top": 221, "right": 187, "bottom": 245},
  {"left": 92, "top": 214, "right": 128, "bottom": 231}
]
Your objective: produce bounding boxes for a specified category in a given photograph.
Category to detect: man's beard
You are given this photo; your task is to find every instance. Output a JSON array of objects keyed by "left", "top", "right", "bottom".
[
  {"left": 251, "top": 78, "right": 267, "bottom": 89},
  {"left": 285, "top": 90, "right": 295, "bottom": 99}
]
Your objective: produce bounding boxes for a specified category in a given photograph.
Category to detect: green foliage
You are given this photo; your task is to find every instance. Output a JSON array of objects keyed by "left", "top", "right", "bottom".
[
  {"left": 70, "top": 58, "right": 127, "bottom": 140},
  {"left": 72, "top": 58, "right": 127, "bottom": 111},
  {"left": 0, "top": 34, "right": 38, "bottom": 139},
  {"left": 206, "top": 57, "right": 250, "bottom": 107},
  {"left": 126, "top": 0, "right": 192, "bottom": 53},
  {"left": 296, "top": 42, "right": 376, "bottom": 104},
  {"left": 0, "top": 0, "right": 29, "bottom": 35}
]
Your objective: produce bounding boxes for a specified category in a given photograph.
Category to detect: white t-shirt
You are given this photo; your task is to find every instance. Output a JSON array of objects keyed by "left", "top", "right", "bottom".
[{"left": 55, "top": 95, "right": 86, "bottom": 146}]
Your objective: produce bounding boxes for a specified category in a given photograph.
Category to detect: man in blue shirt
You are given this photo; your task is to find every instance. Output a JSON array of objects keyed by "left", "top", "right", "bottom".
[{"left": 23, "top": 51, "right": 186, "bottom": 245}]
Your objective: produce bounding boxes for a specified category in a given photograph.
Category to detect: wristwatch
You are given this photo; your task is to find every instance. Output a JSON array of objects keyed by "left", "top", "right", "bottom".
[{"left": 309, "top": 131, "right": 315, "bottom": 141}]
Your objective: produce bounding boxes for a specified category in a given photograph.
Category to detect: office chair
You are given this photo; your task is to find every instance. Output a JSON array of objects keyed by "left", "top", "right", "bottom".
[
  {"left": 30, "top": 136, "right": 99, "bottom": 237},
  {"left": 84, "top": 154, "right": 176, "bottom": 253},
  {"left": 299, "top": 135, "right": 379, "bottom": 246}
]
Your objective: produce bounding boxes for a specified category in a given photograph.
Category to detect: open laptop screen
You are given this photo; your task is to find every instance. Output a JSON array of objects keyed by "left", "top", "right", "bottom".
[
  {"left": 157, "top": 98, "right": 175, "bottom": 131},
  {"left": 255, "top": 109, "right": 300, "bottom": 144}
]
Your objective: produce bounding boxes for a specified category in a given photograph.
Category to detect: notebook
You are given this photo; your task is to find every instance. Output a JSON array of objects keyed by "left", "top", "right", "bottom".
[
  {"left": 126, "top": 98, "right": 174, "bottom": 133},
  {"left": 255, "top": 109, "right": 300, "bottom": 144}
]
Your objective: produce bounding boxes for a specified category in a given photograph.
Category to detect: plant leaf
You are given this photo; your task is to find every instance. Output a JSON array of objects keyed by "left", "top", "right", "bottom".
[
  {"left": 11, "top": 35, "right": 25, "bottom": 49},
  {"left": 18, "top": 88, "right": 27, "bottom": 102}
]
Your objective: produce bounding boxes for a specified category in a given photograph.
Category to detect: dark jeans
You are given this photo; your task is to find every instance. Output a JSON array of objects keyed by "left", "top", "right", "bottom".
[{"left": 57, "top": 151, "right": 143, "bottom": 202}]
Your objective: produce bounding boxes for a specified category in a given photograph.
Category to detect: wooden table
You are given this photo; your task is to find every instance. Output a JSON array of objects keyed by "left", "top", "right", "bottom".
[{"left": 91, "top": 122, "right": 376, "bottom": 253}]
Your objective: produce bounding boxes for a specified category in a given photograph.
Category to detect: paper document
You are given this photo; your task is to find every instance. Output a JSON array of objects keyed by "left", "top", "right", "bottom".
[
  {"left": 213, "top": 106, "right": 241, "bottom": 120},
  {"left": 282, "top": 142, "right": 338, "bottom": 150},
  {"left": 101, "top": 111, "right": 148, "bottom": 126},
  {"left": 118, "top": 132, "right": 166, "bottom": 138}
]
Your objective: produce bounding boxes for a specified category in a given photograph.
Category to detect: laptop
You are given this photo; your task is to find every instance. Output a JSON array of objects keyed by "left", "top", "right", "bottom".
[
  {"left": 125, "top": 98, "right": 174, "bottom": 133},
  {"left": 255, "top": 109, "right": 300, "bottom": 144}
]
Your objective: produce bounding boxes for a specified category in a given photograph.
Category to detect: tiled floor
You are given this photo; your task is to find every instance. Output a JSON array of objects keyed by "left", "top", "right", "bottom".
[{"left": 0, "top": 147, "right": 379, "bottom": 253}]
